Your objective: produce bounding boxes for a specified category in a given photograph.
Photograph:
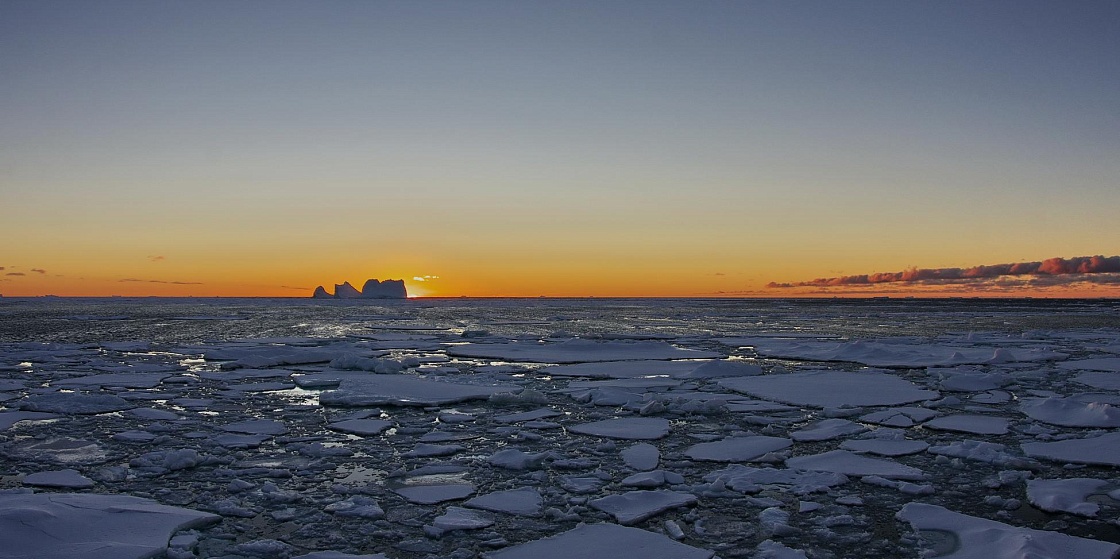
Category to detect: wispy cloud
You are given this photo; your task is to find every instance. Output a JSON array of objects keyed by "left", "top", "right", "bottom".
[
  {"left": 6, "top": 272, "right": 25, "bottom": 276},
  {"left": 30, "top": 268, "right": 46, "bottom": 274},
  {"left": 119, "top": 278, "right": 203, "bottom": 285},
  {"left": 148, "top": 255, "right": 165, "bottom": 262},
  {"left": 769, "top": 256, "right": 1120, "bottom": 289},
  {"left": 412, "top": 275, "right": 440, "bottom": 282}
]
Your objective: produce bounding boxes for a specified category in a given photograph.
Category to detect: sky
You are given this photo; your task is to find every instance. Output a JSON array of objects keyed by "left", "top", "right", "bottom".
[{"left": 2, "top": 0, "right": 1118, "bottom": 297}]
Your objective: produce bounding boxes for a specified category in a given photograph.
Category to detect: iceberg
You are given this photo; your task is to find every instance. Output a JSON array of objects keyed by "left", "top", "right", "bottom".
[{"left": 311, "top": 279, "right": 408, "bottom": 299}]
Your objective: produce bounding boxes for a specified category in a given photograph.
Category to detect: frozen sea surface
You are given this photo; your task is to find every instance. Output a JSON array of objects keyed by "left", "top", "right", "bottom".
[{"left": 1, "top": 297, "right": 1120, "bottom": 558}]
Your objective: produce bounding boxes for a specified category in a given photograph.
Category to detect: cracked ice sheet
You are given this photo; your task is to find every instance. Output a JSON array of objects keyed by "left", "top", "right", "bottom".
[
  {"left": 446, "top": 338, "right": 720, "bottom": 363},
  {"left": 719, "top": 370, "right": 938, "bottom": 408},
  {"left": 897, "top": 503, "right": 1119, "bottom": 559},
  {"left": 318, "top": 374, "right": 519, "bottom": 407},
  {"left": 745, "top": 339, "right": 1066, "bottom": 367},
  {"left": 0, "top": 492, "right": 219, "bottom": 559},
  {"left": 481, "top": 523, "right": 714, "bottom": 559}
]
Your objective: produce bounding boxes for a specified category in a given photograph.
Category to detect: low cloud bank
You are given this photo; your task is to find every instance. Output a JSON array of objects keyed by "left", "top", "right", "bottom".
[{"left": 769, "top": 256, "right": 1120, "bottom": 289}]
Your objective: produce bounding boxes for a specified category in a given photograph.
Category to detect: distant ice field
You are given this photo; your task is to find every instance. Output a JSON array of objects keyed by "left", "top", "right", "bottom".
[{"left": 1, "top": 297, "right": 1120, "bottom": 558}]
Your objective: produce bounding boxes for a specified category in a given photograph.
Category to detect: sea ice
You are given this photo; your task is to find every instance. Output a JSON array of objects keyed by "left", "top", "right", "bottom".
[
  {"left": 1019, "top": 396, "right": 1120, "bottom": 427},
  {"left": 1057, "top": 357, "right": 1120, "bottom": 373},
  {"left": 684, "top": 436, "right": 793, "bottom": 462},
  {"left": 567, "top": 417, "right": 671, "bottom": 440},
  {"left": 463, "top": 488, "right": 543, "bottom": 517},
  {"left": 22, "top": 468, "right": 94, "bottom": 488},
  {"left": 924, "top": 414, "right": 1009, "bottom": 435},
  {"left": 19, "top": 392, "right": 135, "bottom": 414},
  {"left": 319, "top": 374, "right": 517, "bottom": 407},
  {"left": 447, "top": 338, "right": 720, "bottom": 363},
  {"left": 704, "top": 465, "right": 849, "bottom": 495},
  {"left": 427, "top": 506, "right": 494, "bottom": 536},
  {"left": 858, "top": 407, "right": 937, "bottom": 427},
  {"left": 481, "top": 523, "right": 714, "bottom": 559},
  {"left": 1026, "top": 478, "right": 1111, "bottom": 517},
  {"left": 748, "top": 339, "right": 1064, "bottom": 367},
  {"left": 719, "top": 370, "right": 938, "bottom": 408},
  {"left": 394, "top": 483, "right": 475, "bottom": 504},
  {"left": 786, "top": 450, "right": 926, "bottom": 480},
  {"left": 542, "top": 360, "right": 702, "bottom": 378},
  {"left": 588, "top": 490, "right": 697, "bottom": 525},
  {"left": 326, "top": 418, "right": 393, "bottom": 436},
  {"left": 0, "top": 492, "right": 219, "bottom": 559},
  {"left": 840, "top": 439, "right": 929, "bottom": 457},
  {"left": 621, "top": 442, "right": 661, "bottom": 471},
  {"left": 0, "top": 410, "right": 57, "bottom": 430},
  {"left": 897, "top": 502, "right": 1119, "bottom": 558},
  {"left": 1022, "top": 432, "right": 1120, "bottom": 466},
  {"left": 219, "top": 419, "right": 289, "bottom": 435},
  {"left": 790, "top": 418, "right": 867, "bottom": 441},
  {"left": 1074, "top": 372, "right": 1120, "bottom": 390}
]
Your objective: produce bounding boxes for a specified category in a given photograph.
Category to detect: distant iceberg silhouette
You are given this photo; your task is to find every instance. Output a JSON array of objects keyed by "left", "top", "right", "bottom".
[{"left": 312, "top": 279, "right": 407, "bottom": 299}]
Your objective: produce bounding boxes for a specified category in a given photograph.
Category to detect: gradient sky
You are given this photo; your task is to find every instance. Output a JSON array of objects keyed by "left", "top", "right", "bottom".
[{"left": 2, "top": 0, "right": 1118, "bottom": 297}]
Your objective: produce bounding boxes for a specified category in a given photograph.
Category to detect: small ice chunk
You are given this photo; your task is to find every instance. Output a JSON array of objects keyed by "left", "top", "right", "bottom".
[
  {"left": 759, "top": 507, "right": 798, "bottom": 537},
  {"left": 394, "top": 483, "right": 475, "bottom": 504},
  {"left": 684, "top": 436, "right": 793, "bottom": 462},
  {"left": 786, "top": 450, "right": 925, "bottom": 480},
  {"left": 589, "top": 490, "right": 698, "bottom": 525},
  {"left": 1027, "top": 478, "right": 1109, "bottom": 517},
  {"left": 568, "top": 417, "right": 671, "bottom": 440},
  {"left": 481, "top": 523, "right": 714, "bottom": 559},
  {"left": 790, "top": 419, "right": 867, "bottom": 442},
  {"left": 464, "top": 488, "right": 542, "bottom": 517},
  {"left": 924, "top": 414, "right": 1009, "bottom": 435},
  {"left": 23, "top": 469, "right": 94, "bottom": 488},
  {"left": 929, "top": 440, "right": 1033, "bottom": 468},
  {"left": 897, "top": 502, "right": 1119, "bottom": 559},
  {"left": 621, "top": 442, "right": 661, "bottom": 471}
]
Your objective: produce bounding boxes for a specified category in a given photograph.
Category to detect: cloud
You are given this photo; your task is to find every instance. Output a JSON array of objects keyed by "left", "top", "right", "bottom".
[
  {"left": 119, "top": 278, "right": 203, "bottom": 285},
  {"left": 30, "top": 268, "right": 46, "bottom": 274},
  {"left": 148, "top": 255, "right": 165, "bottom": 262},
  {"left": 6, "top": 272, "right": 25, "bottom": 276},
  {"left": 769, "top": 255, "right": 1120, "bottom": 289},
  {"left": 412, "top": 275, "right": 440, "bottom": 282}
]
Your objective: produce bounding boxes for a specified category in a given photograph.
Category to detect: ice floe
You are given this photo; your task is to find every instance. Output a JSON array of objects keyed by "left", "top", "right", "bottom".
[
  {"left": 897, "top": 502, "right": 1119, "bottom": 558},
  {"left": 720, "top": 370, "right": 938, "bottom": 408},
  {"left": 482, "top": 523, "right": 714, "bottom": 559},
  {"left": 447, "top": 338, "right": 720, "bottom": 363},
  {"left": 1022, "top": 431, "right": 1120, "bottom": 466},
  {"left": 0, "top": 492, "right": 219, "bottom": 559},
  {"left": 786, "top": 450, "right": 926, "bottom": 480}
]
